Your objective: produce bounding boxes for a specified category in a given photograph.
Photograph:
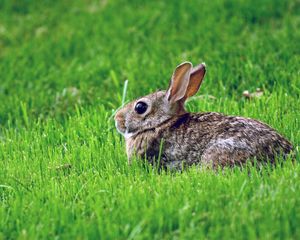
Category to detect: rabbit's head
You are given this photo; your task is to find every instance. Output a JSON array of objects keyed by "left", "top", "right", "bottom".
[{"left": 114, "top": 62, "right": 206, "bottom": 138}]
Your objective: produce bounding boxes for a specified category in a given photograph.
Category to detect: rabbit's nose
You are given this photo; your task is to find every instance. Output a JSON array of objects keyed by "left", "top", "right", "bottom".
[{"left": 114, "top": 110, "right": 124, "bottom": 122}]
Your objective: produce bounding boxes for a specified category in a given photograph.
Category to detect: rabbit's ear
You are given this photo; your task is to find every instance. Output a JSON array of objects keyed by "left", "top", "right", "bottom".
[
  {"left": 184, "top": 63, "right": 206, "bottom": 99},
  {"left": 166, "top": 61, "right": 193, "bottom": 103}
]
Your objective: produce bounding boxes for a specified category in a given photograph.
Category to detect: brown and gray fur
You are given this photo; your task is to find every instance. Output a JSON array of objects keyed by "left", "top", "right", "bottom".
[{"left": 114, "top": 62, "right": 293, "bottom": 169}]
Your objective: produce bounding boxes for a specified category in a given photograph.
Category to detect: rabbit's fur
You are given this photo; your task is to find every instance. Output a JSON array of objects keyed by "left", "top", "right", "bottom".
[{"left": 115, "top": 62, "right": 293, "bottom": 169}]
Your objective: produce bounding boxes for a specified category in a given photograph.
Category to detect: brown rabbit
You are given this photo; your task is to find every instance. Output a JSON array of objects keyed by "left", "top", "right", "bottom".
[{"left": 114, "top": 62, "right": 293, "bottom": 169}]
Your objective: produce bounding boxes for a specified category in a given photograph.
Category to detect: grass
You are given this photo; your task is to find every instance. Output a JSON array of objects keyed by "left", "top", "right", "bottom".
[{"left": 0, "top": 0, "right": 300, "bottom": 239}]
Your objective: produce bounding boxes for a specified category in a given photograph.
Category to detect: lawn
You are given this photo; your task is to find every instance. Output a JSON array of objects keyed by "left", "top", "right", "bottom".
[{"left": 0, "top": 0, "right": 300, "bottom": 239}]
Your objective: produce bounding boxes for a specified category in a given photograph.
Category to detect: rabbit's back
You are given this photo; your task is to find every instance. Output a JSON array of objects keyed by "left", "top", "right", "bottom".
[{"left": 161, "top": 112, "right": 293, "bottom": 167}]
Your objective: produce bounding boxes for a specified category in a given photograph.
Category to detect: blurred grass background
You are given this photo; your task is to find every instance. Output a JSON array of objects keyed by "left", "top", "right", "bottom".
[
  {"left": 0, "top": 0, "right": 299, "bottom": 124},
  {"left": 0, "top": 0, "right": 300, "bottom": 239}
]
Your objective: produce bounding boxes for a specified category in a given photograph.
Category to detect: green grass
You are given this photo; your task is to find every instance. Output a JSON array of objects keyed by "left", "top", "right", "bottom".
[{"left": 0, "top": 0, "right": 300, "bottom": 239}]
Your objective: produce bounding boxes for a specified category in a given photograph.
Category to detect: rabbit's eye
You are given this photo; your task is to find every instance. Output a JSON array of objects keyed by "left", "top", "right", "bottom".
[{"left": 135, "top": 101, "right": 148, "bottom": 114}]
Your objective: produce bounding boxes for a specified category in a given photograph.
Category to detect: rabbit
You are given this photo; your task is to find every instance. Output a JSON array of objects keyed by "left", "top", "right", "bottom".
[{"left": 114, "top": 61, "right": 293, "bottom": 169}]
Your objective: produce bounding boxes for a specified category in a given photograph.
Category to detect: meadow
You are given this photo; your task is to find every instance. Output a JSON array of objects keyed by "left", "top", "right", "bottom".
[{"left": 0, "top": 0, "right": 300, "bottom": 239}]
